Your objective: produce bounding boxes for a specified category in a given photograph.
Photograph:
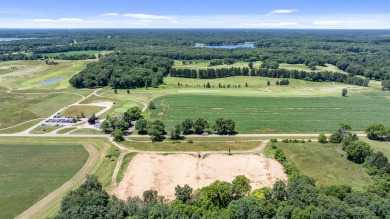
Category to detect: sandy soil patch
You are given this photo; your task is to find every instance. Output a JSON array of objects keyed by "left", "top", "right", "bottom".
[{"left": 114, "top": 153, "right": 287, "bottom": 200}]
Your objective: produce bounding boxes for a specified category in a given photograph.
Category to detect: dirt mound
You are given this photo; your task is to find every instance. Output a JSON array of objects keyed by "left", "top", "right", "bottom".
[{"left": 114, "top": 153, "right": 287, "bottom": 200}]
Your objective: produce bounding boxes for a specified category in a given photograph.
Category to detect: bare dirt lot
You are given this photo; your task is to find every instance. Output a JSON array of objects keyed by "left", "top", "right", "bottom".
[{"left": 114, "top": 153, "right": 287, "bottom": 200}]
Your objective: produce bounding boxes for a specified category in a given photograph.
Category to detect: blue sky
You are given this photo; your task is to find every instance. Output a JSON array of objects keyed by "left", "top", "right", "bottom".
[{"left": 1, "top": 0, "right": 390, "bottom": 28}]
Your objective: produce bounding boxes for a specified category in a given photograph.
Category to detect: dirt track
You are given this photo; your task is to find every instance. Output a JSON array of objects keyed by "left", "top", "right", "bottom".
[{"left": 114, "top": 153, "right": 287, "bottom": 200}]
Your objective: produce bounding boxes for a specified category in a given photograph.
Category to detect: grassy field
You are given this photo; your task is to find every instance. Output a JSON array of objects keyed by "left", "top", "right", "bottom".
[
  {"left": 0, "top": 137, "right": 118, "bottom": 219},
  {"left": 0, "top": 90, "right": 81, "bottom": 129},
  {"left": 150, "top": 94, "right": 390, "bottom": 133},
  {"left": 0, "top": 119, "right": 41, "bottom": 134},
  {"left": 60, "top": 105, "right": 104, "bottom": 117},
  {"left": 271, "top": 142, "right": 373, "bottom": 189},
  {"left": 70, "top": 128, "right": 103, "bottom": 135},
  {"left": 120, "top": 140, "right": 260, "bottom": 151},
  {"left": 279, "top": 63, "right": 347, "bottom": 74},
  {"left": 116, "top": 152, "right": 138, "bottom": 184},
  {"left": 0, "top": 140, "right": 88, "bottom": 219},
  {"left": 361, "top": 137, "right": 390, "bottom": 158},
  {"left": 56, "top": 127, "right": 77, "bottom": 134},
  {"left": 29, "top": 126, "right": 60, "bottom": 134},
  {"left": 0, "top": 60, "right": 94, "bottom": 90}
]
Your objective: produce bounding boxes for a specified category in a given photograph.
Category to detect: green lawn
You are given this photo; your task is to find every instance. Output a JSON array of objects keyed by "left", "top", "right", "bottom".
[
  {"left": 273, "top": 142, "right": 373, "bottom": 189},
  {"left": 116, "top": 152, "right": 138, "bottom": 184},
  {"left": 60, "top": 105, "right": 104, "bottom": 117},
  {"left": 120, "top": 140, "right": 260, "bottom": 152},
  {"left": 150, "top": 94, "right": 390, "bottom": 133},
  {"left": 56, "top": 127, "right": 77, "bottom": 134},
  {"left": 70, "top": 128, "right": 104, "bottom": 135},
  {"left": 0, "top": 141, "right": 88, "bottom": 219}
]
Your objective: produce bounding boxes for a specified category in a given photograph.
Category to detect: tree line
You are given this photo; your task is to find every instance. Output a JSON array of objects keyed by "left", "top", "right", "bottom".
[
  {"left": 55, "top": 169, "right": 390, "bottom": 218},
  {"left": 171, "top": 67, "right": 369, "bottom": 86}
]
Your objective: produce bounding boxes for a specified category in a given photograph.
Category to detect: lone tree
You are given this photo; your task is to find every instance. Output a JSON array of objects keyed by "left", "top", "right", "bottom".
[
  {"left": 342, "top": 88, "right": 348, "bottom": 97},
  {"left": 114, "top": 89, "right": 118, "bottom": 94},
  {"left": 127, "top": 89, "right": 130, "bottom": 94},
  {"left": 267, "top": 81, "right": 270, "bottom": 86},
  {"left": 148, "top": 101, "right": 156, "bottom": 110}
]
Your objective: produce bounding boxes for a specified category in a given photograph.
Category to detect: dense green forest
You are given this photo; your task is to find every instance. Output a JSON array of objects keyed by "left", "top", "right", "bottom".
[
  {"left": 69, "top": 52, "right": 173, "bottom": 88},
  {"left": 2, "top": 29, "right": 390, "bottom": 82}
]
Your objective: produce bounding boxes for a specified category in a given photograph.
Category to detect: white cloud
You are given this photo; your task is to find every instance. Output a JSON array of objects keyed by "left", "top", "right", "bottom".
[
  {"left": 29, "top": 18, "right": 82, "bottom": 23},
  {"left": 100, "top": 13, "right": 119, "bottom": 17},
  {"left": 123, "top": 13, "right": 170, "bottom": 20},
  {"left": 270, "top": 9, "right": 298, "bottom": 14}
]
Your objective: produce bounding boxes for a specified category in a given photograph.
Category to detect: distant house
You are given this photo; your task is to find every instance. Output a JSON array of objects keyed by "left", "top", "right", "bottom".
[{"left": 88, "top": 114, "right": 98, "bottom": 125}]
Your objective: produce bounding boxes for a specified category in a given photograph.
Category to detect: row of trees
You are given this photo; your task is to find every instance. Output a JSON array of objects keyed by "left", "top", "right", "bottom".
[
  {"left": 135, "top": 118, "right": 236, "bottom": 141},
  {"left": 170, "top": 67, "right": 369, "bottom": 86},
  {"left": 55, "top": 172, "right": 390, "bottom": 219},
  {"left": 69, "top": 53, "right": 174, "bottom": 89}
]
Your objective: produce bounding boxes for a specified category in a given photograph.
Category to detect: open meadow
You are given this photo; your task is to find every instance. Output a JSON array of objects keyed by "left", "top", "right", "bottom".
[{"left": 267, "top": 142, "right": 373, "bottom": 189}]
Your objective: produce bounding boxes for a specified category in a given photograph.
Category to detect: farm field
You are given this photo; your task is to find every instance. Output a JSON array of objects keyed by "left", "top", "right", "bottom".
[
  {"left": 0, "top": 140, "right": 88, "bottom": 219},
  {"left": 60, "top": 105, "right": 104, "bottom": 117},
  {"left": 271, "top": 142, "right": 373, "bottom": 189},
  {"left": 150, "top": 94, "right": 390, "bottom": 133},
  {"left": 0, "top": 89, "right": 81, "bottom": 129},
  {"left": 0, "top": 137, "right": 118, "bottom": 219}
]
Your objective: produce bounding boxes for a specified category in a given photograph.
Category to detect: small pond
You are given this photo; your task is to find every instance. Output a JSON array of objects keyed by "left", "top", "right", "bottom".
[{"left": 41, "top": 78, "right": 63, "bottom": 85}]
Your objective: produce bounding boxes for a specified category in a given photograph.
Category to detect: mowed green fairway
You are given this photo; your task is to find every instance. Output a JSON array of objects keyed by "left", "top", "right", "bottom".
[
  {"left": 0, "top": 142, "right": 88, "bottom": 219},
  {"left": 151, "top": 94, "right": 390, "bottom": 133},
  {"left": 0, "top": 89, "right": 81, "bottom": 129},
  {"left": 275, "top": 142, "right": 373, "bottom": 189}
]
